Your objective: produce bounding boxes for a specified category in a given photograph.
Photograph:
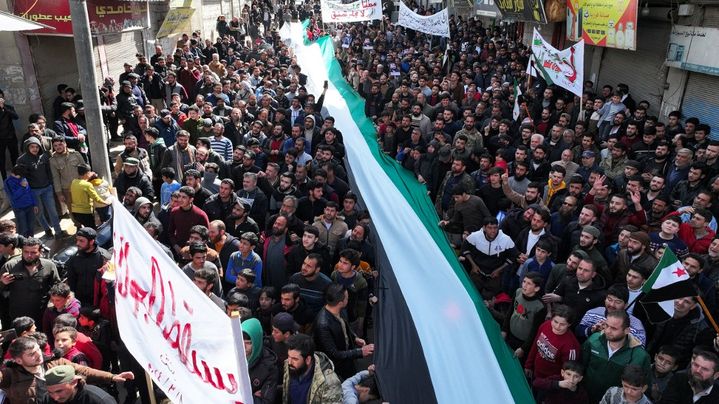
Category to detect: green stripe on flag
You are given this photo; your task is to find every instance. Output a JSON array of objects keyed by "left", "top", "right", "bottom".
[
  {"left": 532, "top": 53, "right": 554, "bottom": 86},
  {"left": 309, "top": 33, "right": 533, "bottom": 403}
]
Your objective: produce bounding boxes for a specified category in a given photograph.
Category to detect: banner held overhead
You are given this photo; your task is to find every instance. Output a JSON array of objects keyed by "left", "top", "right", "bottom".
[
  {"left": 530, "top": 28, "right": 584, "bottom": 97},
  {"left": 320, "top": 0, "right": 383, "bottom": 23},
  {"left": 397, "top": 2, "right": 450, "bottom": 38},
  {"left": 111, "top": 199, "right": 254, "bottom": 404}
]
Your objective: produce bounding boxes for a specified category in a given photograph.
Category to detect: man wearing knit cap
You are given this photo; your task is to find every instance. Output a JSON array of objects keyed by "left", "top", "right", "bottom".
[
  {"left": 44, "top": 365, "right": 117, "bottom": 403},
  {"left": 271, "top": 312, "right": 299, "bottom": 367},
  {"left": 575, "top": 225, "right": 610, "bottom": 283},
  {"left": 612, "top": 230, "right": 657, "bottom": 284}
]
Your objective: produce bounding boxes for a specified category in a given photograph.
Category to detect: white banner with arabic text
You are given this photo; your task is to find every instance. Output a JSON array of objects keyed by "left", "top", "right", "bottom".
[
  {"left": 320, "top": 0, "right": 383, "bottom": 23},
  {"left": 397, "top": 2, "right": 450, "bottom": 38},
  {"left": 529, "top": 28, "right": 584, "bottom": 97},
  {"left": 111, "top": 199, "right": 253, "bottom": 404}
]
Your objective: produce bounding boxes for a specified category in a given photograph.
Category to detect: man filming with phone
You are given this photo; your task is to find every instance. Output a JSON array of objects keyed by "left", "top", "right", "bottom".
[{"left": 0, "top": 237, "right": 60, "bottom": 328}]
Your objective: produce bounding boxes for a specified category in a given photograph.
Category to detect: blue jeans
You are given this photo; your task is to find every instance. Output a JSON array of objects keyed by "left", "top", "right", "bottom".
[
  {"left": 97, "top": 205, "right": 111, "bottom": 223},
  {"left": 32, "top": 185, "right": 61, "bottom": 234},
  {"left": 13, "top": 206, "right": 34, "bottom": 237}
]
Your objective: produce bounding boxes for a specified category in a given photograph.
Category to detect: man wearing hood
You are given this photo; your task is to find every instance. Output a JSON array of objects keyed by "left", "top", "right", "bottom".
[
  {"left": 282, "top": 333, "right": 342, "bottom": 404},
  {"left": 133, "top": 197, "right": 160, "bottom": 228},
  {"left": 17, "top": 137, "right": 64, "bottom": 238},
  {"left": 242, "top": 317, "right": 279, "bottom": 403},
  {"left": 302, "top": 115, "right": 321, "bottom": 154}
]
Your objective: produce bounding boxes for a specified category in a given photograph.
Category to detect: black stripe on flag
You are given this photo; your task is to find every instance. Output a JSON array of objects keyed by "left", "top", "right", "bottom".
[{"left": 641, "top": 279, "right": 696, "bottom": 303}]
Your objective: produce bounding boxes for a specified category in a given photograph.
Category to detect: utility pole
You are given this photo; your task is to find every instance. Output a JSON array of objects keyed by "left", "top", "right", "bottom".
[{"left": 68, "top": 0, "right": 111, "bottom": 182}]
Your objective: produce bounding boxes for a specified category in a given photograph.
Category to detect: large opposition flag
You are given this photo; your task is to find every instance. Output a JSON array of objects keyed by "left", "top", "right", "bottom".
[
  {"left": 111, "top": 199, "right": 254, "bottom": 404},
  {"left": 529, "top": 28, "right": 584, "bottom": 97},
  {"left": 639, "top": 248, "right": 697, "bottom": 323},
  {"left": 282, "top": 22, "right": 533, "bottom": 404}
]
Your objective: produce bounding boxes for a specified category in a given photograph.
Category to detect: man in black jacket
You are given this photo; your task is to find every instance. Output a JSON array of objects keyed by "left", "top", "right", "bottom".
[
  {"left": 65, "top": 228, "right": 108, "bottom": 307},
  {"left": 658, "top": 350, "right": 719, "bottom": 404},
  {"left": 314, "top": 283, "right": 374, "bottom": 380}
]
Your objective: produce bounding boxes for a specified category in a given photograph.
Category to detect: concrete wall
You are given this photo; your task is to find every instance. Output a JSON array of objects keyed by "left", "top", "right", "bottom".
[{"left": 0, "top": 1, "right": 39, "bottom": 127}]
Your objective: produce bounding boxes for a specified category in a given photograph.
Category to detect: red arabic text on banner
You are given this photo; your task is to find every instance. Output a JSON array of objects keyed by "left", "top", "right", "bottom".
[{"left": 14, "top": 0, "right": 146, "bottom": 36}]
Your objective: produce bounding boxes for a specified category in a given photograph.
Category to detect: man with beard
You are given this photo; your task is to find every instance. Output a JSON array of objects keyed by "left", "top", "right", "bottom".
[
  {"left": 203, "top": 178, "right": 239, "bottom": 225},
  {"left": 641, "top": 140, "right": 672, "bottom": 183},
  {"left": 528, "top": 145, "right": 551, "bottom": 183},
  {"left": 454, "top": 114, "right": 482, "bottom": 154},
  {"left": 573, "top": 225, "right": 610, "bottom": 283},
  {"left": 267, "top": 195, "right": 305, "bottom": 242},
  {"left": 659, "top": 350, "right": 719, "bottom": 404},
  {"left": 612, "top": 230, "right": 657, "bottom": 284},
  {"left": 545, "top": 250, "right": 587, "bottom": 295},
  {"left": 644, "top": 175, "right": 666, "bottom": 209},
  {"left": 180, "top": 169, "right": 210, "bottom": 209},
  {"left": 0, "top": 237, "right": 60, "bottom": 324},
  {"left": 646, "top": 296, "right": 708, "bottom": 368},
  {"left": 508, "top": 160, "right": 531, "bottom": 195},
  {"left": 543, "top": 257, "right": 606, "bottom": 321},
  {"left": 312, "top": 202, "right": 348, "bottom": 259},
  {"left": 237, "top": 172, "right": 268, "bottom": 229},
  {"left": 592, "top": 186, "right": 646, "bottom": 244},
  {"left": 281, "top": 333, "right": 342, "bottom": 403},
  {"left": 160, "top": 130, "right": 196, "bottom": 183},
  {"left": 288, "top": 253, "right": 332, "bottom": 315},
  {"left": 439, "top": 184, "right": 492, "bottom": 240},
  {"left": 208, "top": 220, "right": 240, "bottom": 278},
  {"left": 501, "top": 170, "right": 544, "bottom": 210},
  {"left": 273, "top": 283, "right": 315, "bottom": 333},
  {"left": 269, "top": 171, "right": 298, "bottom": 215},
  {"left": 262, "top": 215, "right": 293, "bottom": 288},
  {"left": 561, "top": 205, "right": 600, "bottom": 260},
  {"left": 286, "top": 226, "right": 331, "bottom": 277},
  {"left": 314, "top": 284, "right": 373, "bottom": 380},
  {"left": 115, "top": 158, "right": 154, "bottom": 201},
  {"left": 549, "top": 195, "right": 578, "bottom": 237},
  {"left": 436, "top": 158, "right": 476, "bottom": 217},
  {"left": 64, "top": 227, "right": 108, "bottom": 308},
  {"left": 228, "top": 200, "right": 260, "bottom": 238},
  {"left": 114, "top": 134, "right": 151, "bottom": 176},
  {"left": 581, "top": 310, "right": 650, "bottom": 402}
]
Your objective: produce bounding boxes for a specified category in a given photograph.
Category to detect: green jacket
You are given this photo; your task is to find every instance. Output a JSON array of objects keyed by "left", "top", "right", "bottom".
[
  {"left": 282, "top": 352, "right": 342, "bottom": 404},
  {"left": 582, "top": 332, "right": 651, "bottom": 403}
]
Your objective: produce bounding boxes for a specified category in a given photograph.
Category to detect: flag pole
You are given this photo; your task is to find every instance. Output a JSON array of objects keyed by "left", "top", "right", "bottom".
[{"left": 697, "top": 295, "right": 719, "bottom": 333}]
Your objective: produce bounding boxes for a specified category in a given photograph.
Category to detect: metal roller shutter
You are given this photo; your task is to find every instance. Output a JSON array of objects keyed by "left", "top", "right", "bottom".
[
  {"left": 597, "top": 20, "right": 671, "bottom": 116},
  {"left": 202, "top": 0, "right": 224, "bottom": 40},
  {"left": 97, "top": 31, "right": 145, "bottom": 85},
  {"left": 681, "top": 72, "right": 719, "bottom": 140}
]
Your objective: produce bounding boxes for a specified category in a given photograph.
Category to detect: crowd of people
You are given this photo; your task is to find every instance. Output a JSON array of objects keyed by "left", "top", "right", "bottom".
[{"left": 0, "top": 0, "right": 718, "bottom": 403}]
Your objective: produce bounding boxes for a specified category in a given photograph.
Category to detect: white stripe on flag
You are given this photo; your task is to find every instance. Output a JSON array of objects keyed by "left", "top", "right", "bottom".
[{"left": 652, "top": 260, "right": 689, "bottom": 290}]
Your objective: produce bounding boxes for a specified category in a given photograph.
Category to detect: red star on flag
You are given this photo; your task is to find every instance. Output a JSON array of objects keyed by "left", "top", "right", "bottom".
[{"left": 673, "top": 267, "right": 687, "bottom": 277}]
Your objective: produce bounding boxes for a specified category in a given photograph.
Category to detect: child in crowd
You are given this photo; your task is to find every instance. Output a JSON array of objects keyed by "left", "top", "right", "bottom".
[
  {"left": 648, "top": 345, "right": 680, "bottom": 402},
  {"left": 78, "top": 306, "right": 114, "bottom": 371},
  {"left": 255, "top": 286, "right": 277, "bottom": 335},
  {"left": 599, "top": 365, "right": 651, "bottom": 404},
  {"left": 54, "top": 326, "right": 89, "bottom": 366},
  {"left": 503, "top": 272, "right": 547, "bottom": 363},
  {"left": 533, "top": 360, "right": 588, "bottom": 404},
  {"left": 4, "top": 165, "right": 37, "bottom": 237},
  {"left": 42, "top": 283, "right": 81, "bottom": 338},
  {"left": 227, "top": 268, "right": 261, "bottom": 311},
  {"left": 160, "top": 167, "right": 181, "bottom": 206},
  {"left": 525, "top": 305, "right": 580, "bottom": 382},
  {"left": 517, "top": 239, "right": 555, "bottom": 282}
]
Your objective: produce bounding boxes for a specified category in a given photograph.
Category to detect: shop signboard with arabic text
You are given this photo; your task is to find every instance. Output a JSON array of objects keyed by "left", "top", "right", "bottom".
[
  {"left": 666, "top": 25, "right": 719, "bottom": 76},
  {"left": 566, "top": 0, "right": 638, "bottom": 50},
  {"left": 495, "top": 0, "right": 547, "bottom": 23},
  {"left": 15, "top": 0, "right": 146, "bottom": 36}
]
